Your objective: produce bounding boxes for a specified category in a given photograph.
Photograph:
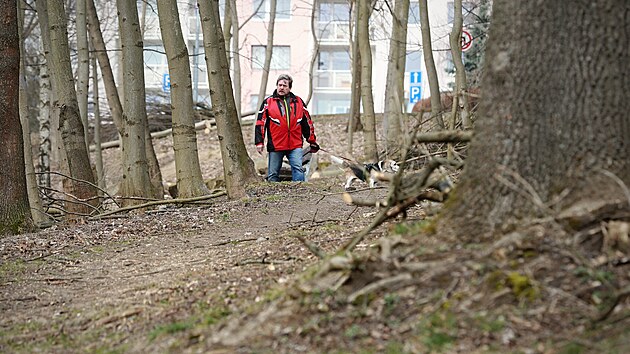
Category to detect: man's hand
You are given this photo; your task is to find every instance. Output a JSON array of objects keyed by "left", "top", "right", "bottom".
[
  {"left": 309, "top": 143, "right": 320, "bottom": 153},
  {"left": 256, "top": 145, "right": 264, "bottom": 155}
]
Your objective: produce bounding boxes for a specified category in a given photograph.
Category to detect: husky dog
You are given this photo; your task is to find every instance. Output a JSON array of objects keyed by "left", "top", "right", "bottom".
[{"left": 330, "top": 155, "right": 400, "bottom": 190}]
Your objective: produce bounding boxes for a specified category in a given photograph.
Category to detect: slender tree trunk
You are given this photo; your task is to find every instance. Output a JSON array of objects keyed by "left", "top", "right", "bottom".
[
  {"left": 305, "top": 0, "right": 319, "bottom": 106},
  {"left": 198, "top": 0, "right": 260, "bottom": 199},
  {"left": 347, "top": 0, "right": 362, "bottom": 156},
  {"left": 223, "top": 0, "right": 232, "bottom": 69},
  {"left": 18, "top": 2, "right": 48, "bottom": 227},
  {"left": 76, "top": 0, "right": 90, "bottom": 149},
  {"left": 91, "top": 44, "right": 105, "bottom": 193},
  {"left": 449, "top": 0, "right": 470, "bottom": 131},
  {"left": 358, "top": 0, "right": 377, "bottom": 161},
  {"left": 116, "top": 0, "right": 154, "bottom": 204},
  {"left": 230, "top": 0, "right": 241, "bottom": 119},
  {"left": 439, "top": 0, "right": 630, "bottom": 240},
  {"left": 0, "top": 0, "right": 34, "bottom": 235},
  {"left": 47, "top": 0, "right": 98, "bottom": 216},
  {"left": 86, "top": 0, "right": 123, "bottom": 130},
  {"left": 383, "top": 0, "right": 409, "bottom": 159},
  {"left": 35, "top": 0, "right": 52, "bottom": 190},
  {"left": 256, "top": 0, "right": 277, "bottom": 106},
  {"left": 419, "top": 0, "right": 444, "bottom": 129},
  {"left": 157, "top": 0, "right": 210, "bottom": 198}
]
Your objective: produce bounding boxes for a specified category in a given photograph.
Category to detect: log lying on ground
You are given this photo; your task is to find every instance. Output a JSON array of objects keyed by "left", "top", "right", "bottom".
[{"left": 90, "top": 110, "right": 256, "bottom": 152}]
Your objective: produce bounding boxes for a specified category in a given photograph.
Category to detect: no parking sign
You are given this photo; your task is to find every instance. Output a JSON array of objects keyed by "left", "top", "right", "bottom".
[{"left": 461, "top": 30, "right": 473, "bottom": 52}]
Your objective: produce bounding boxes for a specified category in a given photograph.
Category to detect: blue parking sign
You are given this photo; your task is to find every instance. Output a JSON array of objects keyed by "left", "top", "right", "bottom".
[
  {"left": 162, "top": 73, "right": 171, "bottom": 92},
  {"left": 410, "top": 86, "right": 422, "bottom": 103}
]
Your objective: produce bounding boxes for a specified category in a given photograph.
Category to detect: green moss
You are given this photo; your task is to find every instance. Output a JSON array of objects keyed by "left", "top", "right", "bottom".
[{"left": 506, "top": 272, "right": 539, "bottom": 301}]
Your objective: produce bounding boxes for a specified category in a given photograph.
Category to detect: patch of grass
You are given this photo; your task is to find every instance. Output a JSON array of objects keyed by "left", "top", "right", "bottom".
[
  {"left": 149, "top": 321, "right": 193, "bottom": 341},
  {"left": 383, "top": 293, "right": 400, "bottom": 316},
  {"left": 0, "top": 259, "right": 28, "bottom": 279},
  {"left": 573, "top": 266, "right": 614, "bottom": 283},
  {"left": 220, "top": 212, "right": 230, "bottom": 222},
  {"left": 264, "top": 194, "right": 283, "bottom": 202},
  {"left": 344, "top": 324, "right": 367, "bottom": 339},
  {"left": 472, "top": 313, "right": 505, "bottom": 334},
  {"left": 418, "top": 310, "right": 458, "bottom": 352}
]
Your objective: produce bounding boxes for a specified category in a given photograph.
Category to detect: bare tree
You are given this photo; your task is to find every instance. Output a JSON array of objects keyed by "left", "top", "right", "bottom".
[
  {"left": 448, "top": 0, "right": 470, "bottom": 133},
  {"left": 305, "top": 0, "right": 319, "bottom": 106},
  {"left": 0, "top": 0, "right": 34, "bottom": 235},
  {"left": 18, "top": 0, "right": 48, "bottom": 227},
  {"left": 256, "top": 0, "right": 277, "bottom": 107},
  {"left": 116, "top": 0, "right": 155, "bottom": 205},
  {"left": 383, "top": 0, "right": 409, "bottom": 158},
  {"left": 76, "top": 0, "right": 90, "bottom": 149},
  {"left": 91, "top": 44, "right": 105, "bottom": 193},
  {"left": 419, "top": 0, "right": 444, "bottom": 128},
  {"left": 439, "top": 0, "right": 630, "bottom": 239},
  {"left": 198, "top": 0, "right": 260, "bottom": 198},
  {"left": 358, "top": 0, "right": 378, "bottom": 161},
  {"left": 347, "top": 0, "right": 362, "bottom": 156},
  {"left": 229, "top": 0, "right": 242, "bottom": 118},
  {"left": 157, "top": 0, "right": 211, "bottom": 198},
  {"left": 47, "top": 0, "right": 99, "bottom": 216},
  {"left": 35, "top": 0, "right": 52, "bottom": 191}
]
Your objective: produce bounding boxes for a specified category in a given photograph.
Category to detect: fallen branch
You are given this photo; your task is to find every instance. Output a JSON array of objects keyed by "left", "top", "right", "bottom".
[
  {"left": 294, "top": 234, "right": 326, "bottom": 259},
  {"left": 90, "top": 191, "right": 227, "bottom": 219},
  {"left": 414, "top": 130, "right": 473, "bottom": 143},
  {"left": 347, "top": 273, "right": 413, "bottom": 303}
]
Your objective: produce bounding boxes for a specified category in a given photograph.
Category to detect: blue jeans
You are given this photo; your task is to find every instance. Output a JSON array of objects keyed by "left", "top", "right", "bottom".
[{"left": 268, "top": 149, "right": 304, "bottom": 182}]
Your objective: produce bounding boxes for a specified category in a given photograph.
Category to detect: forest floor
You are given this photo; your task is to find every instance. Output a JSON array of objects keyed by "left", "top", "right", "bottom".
[{"left": 1, "top": 117, "right": 629, "bottom": 353}]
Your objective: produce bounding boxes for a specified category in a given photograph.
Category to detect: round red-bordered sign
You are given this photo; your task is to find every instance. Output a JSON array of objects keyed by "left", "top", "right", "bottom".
[{"left": 461, "top": 30, "right": 473, "bottom": 52}]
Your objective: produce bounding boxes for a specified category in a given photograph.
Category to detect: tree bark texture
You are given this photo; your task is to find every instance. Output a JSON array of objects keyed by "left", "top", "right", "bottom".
[
  {"left": 76, "top": 0, "right": 90, "bottom": 149},
  {"left": 440, "top": 0, "right": 630, "bottom": 240},
  {"left": 199, "top": 0, "right": 260, "bottom": 199},
  {"left": 419, "top": 0, "right": 444, "bottom": 129},
  {"left": 358, "top": 0, "right": 378, "bottom": 162},
  {"left": 116, "top": 0, "right": 154, "bottom": 204},
  {"left": 35, "top": 0, "right": 52, "bottom": 190},
  {"left": 47, "top": 0, "right": 98, "bottom": 215},
  {"left": 157, "top": 0, "right": 210, "bottom": 198},
  {"left": 0, "top": 0, "right": 34, "bottom": 235},
  {"left": 383, "top": 0, "right": 409, "bottom": 158}
]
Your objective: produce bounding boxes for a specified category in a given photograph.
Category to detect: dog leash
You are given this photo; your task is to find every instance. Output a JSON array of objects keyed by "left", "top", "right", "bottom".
[{"left": 318, "top": 147, "right": 355, "bottom": 163}]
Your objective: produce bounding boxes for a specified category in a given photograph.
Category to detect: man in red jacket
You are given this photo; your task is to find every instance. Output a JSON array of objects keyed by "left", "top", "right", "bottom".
[{"left": 255, "top": 74, "right": 319, "bottom": 182}]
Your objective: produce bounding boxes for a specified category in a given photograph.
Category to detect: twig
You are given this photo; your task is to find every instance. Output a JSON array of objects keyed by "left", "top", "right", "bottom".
[
  {"left": 294, "top": 234, "right": 326, "bottom": 259},
  {"left": 414, "top": 130, "right": 473, "bottom": 143},
  {"left": 210, "top": 237, "right": 258, "bottom": 247},
  {"left": 347, "top": 273, "right": 413, "bottom": 303},
  {"left": 36, "top": 170, "right": 120, "bottom": 207}
]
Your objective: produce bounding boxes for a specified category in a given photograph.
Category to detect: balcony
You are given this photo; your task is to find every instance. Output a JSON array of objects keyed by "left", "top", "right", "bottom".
[
  {"left": 316, "top": 22, "right": 350, "bottom": 42},
  {"left": 315, "top": 70, "right": 352, "bottom": 90}
]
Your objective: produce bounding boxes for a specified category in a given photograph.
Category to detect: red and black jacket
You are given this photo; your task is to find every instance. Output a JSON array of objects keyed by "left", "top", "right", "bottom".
[{"left": 255, "top": 90, "right": 317, "bottom": 152}]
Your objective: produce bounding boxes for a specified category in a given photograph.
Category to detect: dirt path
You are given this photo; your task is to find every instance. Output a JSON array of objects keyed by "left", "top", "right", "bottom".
[{"left": 0, "top": 181, "right": 397, "bottom": 352}]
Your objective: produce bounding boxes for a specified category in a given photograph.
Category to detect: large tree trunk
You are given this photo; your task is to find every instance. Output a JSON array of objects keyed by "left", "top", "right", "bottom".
[
  {"left": 358, "top": 0, "right": 378, "bottom": 161},
  {"left": 383, "top": 0, "right": 409, "bottom": 159},
  {"left": 157, "top": 0, "right": 210, "bottom": 198},
  {"left": 198, "top": 0, "right": 260, "bottom": 199},
  {"left": 47, "top": 0, "right": 98, "bottom": 216},
  {"left": 0, "top": 0, "right": 34, "bottom": 235},
  {"left": 256, "top": 0, "right": 277, "bottom": 106},
  {"left": 116, "top": 0, "right": 154, "bottom": 205},
  {"left": 419, "top": 0, "right": 444, "bottom": 129},
  {"left": 439, "top": 0, "right": 630, "bottom": 240}
]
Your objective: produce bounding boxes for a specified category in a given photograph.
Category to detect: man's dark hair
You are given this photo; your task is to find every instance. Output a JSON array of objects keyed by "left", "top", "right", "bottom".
[{"left": 276, "top": 74, "right": 293, "bottom": 88}]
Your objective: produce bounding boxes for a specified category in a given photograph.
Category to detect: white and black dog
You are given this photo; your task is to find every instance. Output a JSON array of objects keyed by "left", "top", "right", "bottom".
[{"left": 330, "top": 155, "right": 400, "bottom": 190}]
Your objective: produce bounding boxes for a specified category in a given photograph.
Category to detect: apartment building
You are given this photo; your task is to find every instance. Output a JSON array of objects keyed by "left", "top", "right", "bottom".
[{"left": 136, "top": 0, "right": 470, "bottom": 115}]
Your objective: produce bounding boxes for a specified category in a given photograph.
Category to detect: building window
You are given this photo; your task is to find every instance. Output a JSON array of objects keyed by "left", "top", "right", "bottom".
[
  {"left": 253, "top": 0, "right": 291, "bottom": 20},
  {"left": 318, "top": 1, "right": 350, "bottom": 23},
  {"left": 316, "top": 48, "right": 351, "bottom": 89},
  {"left": 408, "top": 2, "right": 420, "bottom": 24},
  {"left": 251, "top": 45, "right": 291, "bottom": 70}
]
